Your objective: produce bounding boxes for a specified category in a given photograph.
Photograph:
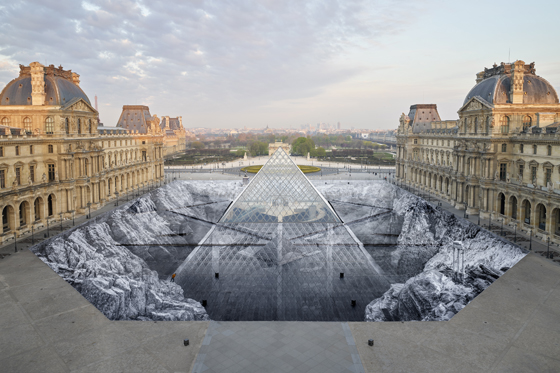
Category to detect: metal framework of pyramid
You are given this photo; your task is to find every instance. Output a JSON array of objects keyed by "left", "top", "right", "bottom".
[
  {"left": 175, "top": 148, "right": 389, "bottom": 321},
  {"left": 220, "top": 148, "right": 340, "bottom": 223}
]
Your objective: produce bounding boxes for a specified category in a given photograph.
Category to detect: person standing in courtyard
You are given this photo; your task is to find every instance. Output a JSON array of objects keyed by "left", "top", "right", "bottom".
[{"left": 171, "top": 273, "right": 176, "bottom": 282}]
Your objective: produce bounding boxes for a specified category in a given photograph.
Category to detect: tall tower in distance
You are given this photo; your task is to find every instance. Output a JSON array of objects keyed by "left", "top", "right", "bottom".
[
  {"left": 337, "top": 122, "right": 341, "bottom": 130},
  {"left": 95, "top": 95, "right": 98, "bottom": 111}
]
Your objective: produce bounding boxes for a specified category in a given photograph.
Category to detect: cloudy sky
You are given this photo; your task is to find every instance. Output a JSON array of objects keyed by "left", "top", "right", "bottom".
[{"left": 0, "top": 0, "right": 559, "bottom": 129}]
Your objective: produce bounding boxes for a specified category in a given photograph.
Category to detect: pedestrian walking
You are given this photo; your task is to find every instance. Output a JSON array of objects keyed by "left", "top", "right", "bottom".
[{"left": 171, "top": 273, "right": 176, "bottom": 282}]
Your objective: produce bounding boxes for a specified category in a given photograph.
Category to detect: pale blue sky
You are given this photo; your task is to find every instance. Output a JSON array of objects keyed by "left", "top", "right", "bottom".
[{"left": 0, "top": 0, "right": 558, "bottom": 129}]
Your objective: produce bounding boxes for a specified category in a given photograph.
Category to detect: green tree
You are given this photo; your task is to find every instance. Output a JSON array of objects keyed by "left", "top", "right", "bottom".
[
  {"left": 315, "top": 147, "right": 326, "bottom": 157},
  {"left": 191, "top": 141, "right": 204, "bottom": 150},
  {"left": 248, "top": 141, "right": 269, "bottom": 156},
  {"left": 291, "top": 137, "right": 315, "bottom": 156}
]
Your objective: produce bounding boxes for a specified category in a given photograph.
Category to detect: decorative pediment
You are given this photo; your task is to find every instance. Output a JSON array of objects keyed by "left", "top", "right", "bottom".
[
  {"left": 61, "top": 97, "right": 97, "bottom": 113},
  {"left": 458, "top": 97, "right": 493, "bottom": 113}
]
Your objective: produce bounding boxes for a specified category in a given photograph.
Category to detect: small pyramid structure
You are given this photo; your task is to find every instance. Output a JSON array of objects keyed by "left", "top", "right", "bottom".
[{"left": 220, "top": 147, "right": 340, "bottom": 223}]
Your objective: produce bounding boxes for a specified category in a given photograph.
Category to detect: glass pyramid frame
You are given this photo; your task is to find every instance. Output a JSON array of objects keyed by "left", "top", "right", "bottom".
[
  {"left": 176, "top": 148, "right": 388, "bottom": 321},
  {"left": 221, "top": 147, "right": 340, "bottom": 223}
]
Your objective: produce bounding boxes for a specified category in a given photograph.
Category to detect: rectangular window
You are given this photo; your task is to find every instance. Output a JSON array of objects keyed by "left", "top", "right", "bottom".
[
  {"left": 15, "top": 167, "right": 21, "bottom": 185},
  {"left": 0, "top": 146, "right": 3, "bottom": 157},
  {"left": 30, "top": 145, "right": 33, "bottom": 154},
  {"left": 519, "top": 164, "right": 524, "bottom": 179},
  {"left": 15, "top": 146, "right": 19, "bottom": 156},
  {"left": 48, "top": 164, "right": 55, "bottom": 182},
  {"left": 414, "top": 139, "right": 417, "bottom": 144},
  {"left": 48, "top": 144, "right": 53, "bottom": 153},
  {"left": 30, "top": 165, "right": 34, "bottom": 183},
  {"left": 546, "top": 168, "right": 552, "bottom": 185},
  {"left": 0, "top": 169, "right": 4, "bottom": 188},
  {"left": 531, "top": 166, "right": 537, "bottom": 183},
  {"left": 533, "top": 145, "right": 537, "bottom": 155},
  {"left": 520, "top": 144, "right": 524, "bottom": 153},
  {"left": 142, "top": 151, "right": 147, "bottom": 161},
  {"left": 499, "top": 163, "right": 507, "bottom": 181},
  {"left": 502, "top": 144, "right": 507, "bottom": 152}
]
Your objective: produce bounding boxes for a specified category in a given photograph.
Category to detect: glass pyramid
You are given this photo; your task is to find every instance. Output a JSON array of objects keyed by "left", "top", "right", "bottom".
[
  {"left": 175, "top": 148, "right": 388, "bottom": 321},
  {"left": 220, "top": 147, "right": 340, "bottom": 223}
]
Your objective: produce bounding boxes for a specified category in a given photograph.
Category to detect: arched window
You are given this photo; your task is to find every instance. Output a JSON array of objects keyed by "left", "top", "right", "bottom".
[
  {"left": 23, "top": 117, "right": 32, "bottom": 133},
  {"left": 77, "top": 119, "right": 81, "bottom": 134},
  {"left": 1, "top": 117, "right": 10, "bottom": 126},
  {"left": 34, "top": 198, "right": 41, "bottom": 221},
  {"left": 47, "top": 195, "right": 54, "bottom": 216},
  {"left": 501, "top": 116, "right": 510, "bottom": 134},
  {"left": 547, "top": 145, "right": 552, "bottom": 156},
  {"left": 510, "top": 196, "right": 518, "bottom": 220},
  {"left": 523, "top": 115, "right": 532, "bottom": 131},
  {"left": 19, "top": 202, "right": 26, "bottom": 227},
  {"left": 537, "top": 204, "right": 547, "bottom": 230},
  {"left": 2, "top": 206, "right": 11, "bottom": 232},
  {"left": 499, "top": 193, "right": 505, "bottom": 215},
  {"left": 523, "top": 200, "right": 531, "bottom": 224},
  {"left": 45, "top": 117, "right": 54, "bottom": 134},
  {"left": 474, "top": 117, "right": 478, "bottom": 134},
  {"left": 65, "top": 118, "right": 69, "bottom": 134}
]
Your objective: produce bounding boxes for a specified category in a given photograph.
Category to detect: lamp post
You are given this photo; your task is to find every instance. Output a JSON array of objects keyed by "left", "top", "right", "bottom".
[
  {"left": 500, "top": 218, "right": 504, "bottom": 236},
  {"left": 14, "top": 232, "right": 17, "bottom": 253},
  {"left": 71, "top": 210, "right": 75, "bottom": 226},
  {"left": 87, "top": 202, "right": 91, "bottom": 219},
  {"left": 31, "top": 224, "right": 34, "bottom": 246},
  {"left": 514, "top": 225, "right": 517, "bottom": 243},
  {"left": 547, "top": 236, "right": 551, "bottom": 259},
  {"left": 59, "top": 212, "right": 63, "bottom": 232},
  {"left": 47, "top": 218, "right": 50, "bottom": 236},
  {"left": 115, "top": 192, "right": 119, "bottom": 206}
]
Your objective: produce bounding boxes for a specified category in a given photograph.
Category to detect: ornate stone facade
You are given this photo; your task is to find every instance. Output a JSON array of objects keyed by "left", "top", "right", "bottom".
[
  {"left": 117, "top": 107, "right": 187, "bottom": 157},
  {"left": 396, "top": 60, "right": 560, "bottom": 243},
  {"left": 268, "top": 141, "right": 291, "bottom": 156},
  {"left": 0, "top": 62, "right": 165, "bottom": 243}
]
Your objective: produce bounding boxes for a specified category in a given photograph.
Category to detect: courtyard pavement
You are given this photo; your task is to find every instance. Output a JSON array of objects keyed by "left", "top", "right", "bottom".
[{"left": 1, "top": 174, "right": 559, "bottom": 372}]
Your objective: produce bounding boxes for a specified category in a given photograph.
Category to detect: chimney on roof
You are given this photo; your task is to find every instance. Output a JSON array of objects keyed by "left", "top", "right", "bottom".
[
  {"left": 510, "top": 60, "right": 525, "bottom": 104},
  {"left": 29, "top": 61, "right": 45, "bottom": 106},
  {"left": 72, "top": 72, "right": 80, "bottom": 87}
]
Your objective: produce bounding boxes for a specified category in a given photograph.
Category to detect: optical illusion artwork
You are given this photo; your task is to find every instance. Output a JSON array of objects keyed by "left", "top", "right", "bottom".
[{"left": 175, "top": 148, "right": 389, "bottom": 321}]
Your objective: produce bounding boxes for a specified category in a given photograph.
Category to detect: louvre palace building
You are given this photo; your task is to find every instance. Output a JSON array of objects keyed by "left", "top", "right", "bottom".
[
  {"left": 0, "top": 62, "right": 170, "bottom": 243},
  {"left": 396, "top": 60, "right": 560, "bottom": 243}
]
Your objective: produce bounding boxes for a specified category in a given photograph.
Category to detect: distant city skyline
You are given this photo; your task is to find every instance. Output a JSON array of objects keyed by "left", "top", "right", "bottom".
[{"left": 1, "top": 0, "right": 559, "bottom": 129}]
